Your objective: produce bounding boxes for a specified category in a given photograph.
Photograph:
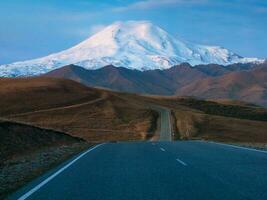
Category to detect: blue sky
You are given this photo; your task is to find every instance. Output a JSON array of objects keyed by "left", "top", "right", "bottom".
[{"left": 0, "top": 0, "right": 266, "bottom": 64}]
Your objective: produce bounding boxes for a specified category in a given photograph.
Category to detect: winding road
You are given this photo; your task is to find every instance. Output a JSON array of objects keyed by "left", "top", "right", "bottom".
[{"left": 7, "top": 107, "right": 267, "bottom": 200}]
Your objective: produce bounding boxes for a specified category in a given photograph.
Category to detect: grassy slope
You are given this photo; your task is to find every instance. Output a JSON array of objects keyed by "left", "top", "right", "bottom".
[
  {"left": 0, "top": 120, "right": 84, "bottom": 163},
  {"left": 0, "top": 77, "right": 159, "bottom": 198},
  {"left": 0, "top": 77, "right": 99, "bottom": 116},
  {"left": 0, "top": 120, "right": 88, "bottom": 199},
  {"left": 1, "top": 77, "right": 267, "bottom": 143},
  {"left": 129, "top": 95, "right": 267, "bottom": 143},
  {"left": 0, "top": 77, "right": 159, "bottom": 142}
]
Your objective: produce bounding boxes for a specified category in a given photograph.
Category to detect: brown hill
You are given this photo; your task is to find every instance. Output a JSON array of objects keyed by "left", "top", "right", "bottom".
[
  {"left": 44, "top": 64, "right": 181, "bottom": 95},
  {"left": 43, "top": 62, "right": 266, "bottom": 106},
  {"left": 139, "top": 95, "right": 267, "bottom": 142},
  {"left": 176, "top": 66, "right": 267, "bottom": 107},
  {"left": 0, "top": 120, "right": 84, "bottom": 164},
  {"left": 0, "top": 119, "right": 88, "bottom": 199},
  {"left": 0, "top": 77, "right": 158, "bottom": 142},
  {"left": 0, "top": 77, "right": 99, "bottom": 116},
  {"left": 46, "top": 63, "right": 246, "bottom": 95},
  {"left": 2, "top": 76, "right": 267, "bottom": 199},
  {"left": 1, "top": 76, "right": 267, "bottom": 144}
]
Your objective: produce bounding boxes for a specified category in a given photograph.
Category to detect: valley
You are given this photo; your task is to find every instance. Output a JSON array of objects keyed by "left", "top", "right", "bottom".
[
  {"left": 1, "top": 1, "right": 267, "bottom": 199},
  {"left": 2, "top": 77, "right": 267, "bottom": 144},
  {"left": 1, "top": 75, "right": 267, "bottom": 199}
]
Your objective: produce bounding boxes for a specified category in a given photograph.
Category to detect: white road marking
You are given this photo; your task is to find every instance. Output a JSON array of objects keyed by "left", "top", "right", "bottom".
[
  {"left": 17, "top": 143, "right": 105, "bottom": 200},
  {"left": 176, "top": 158, "right": 187, "bottom": 166},
  {"left": 208, "top": 141, "right": 267, "bottom": 154},
  {"left": 160, "top": 147, "right": 166, "bottom": 152}
]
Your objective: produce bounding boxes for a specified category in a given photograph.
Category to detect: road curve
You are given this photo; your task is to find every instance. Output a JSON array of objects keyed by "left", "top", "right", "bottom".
[{"left": 8, "top": 141, "right": 267, "bottom": 200}]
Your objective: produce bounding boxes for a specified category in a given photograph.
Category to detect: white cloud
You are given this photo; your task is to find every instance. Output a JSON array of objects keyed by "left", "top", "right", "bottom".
[{"left": 113, "top": 0, "right": 207, "bottom": 12}]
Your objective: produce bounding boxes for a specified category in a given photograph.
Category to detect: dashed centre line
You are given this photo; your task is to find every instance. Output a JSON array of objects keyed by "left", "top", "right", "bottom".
[
  {"left": 157, "top": 146, "right": 187, "bottom": 167},
  {"left": 160, "top": 147, "right": 166, "bottom": 152},
  {"left": 176, "top": 158, "right": 187, "bottom": 166}
]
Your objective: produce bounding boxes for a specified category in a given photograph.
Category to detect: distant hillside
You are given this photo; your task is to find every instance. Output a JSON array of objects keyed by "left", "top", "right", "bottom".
[
  {"left": 44, "top": 64, "right": 182, "bottom": 95},
  {"left": 177, "top": 66, "right": 267, "bottom": 107},
  {"left": 44, "top": 63, "right": 259, "bottom": 92},
  {"left": 44, "top": 62, "right": 267, "bottom": 106}
]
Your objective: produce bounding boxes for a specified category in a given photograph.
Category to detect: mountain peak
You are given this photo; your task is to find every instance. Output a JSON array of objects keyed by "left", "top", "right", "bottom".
[
  {"left": 0, "top": 20, "right": 263, "bottom": 77},
  {"left": 105, "top": 20, "right": 155, "bottom": 33}
]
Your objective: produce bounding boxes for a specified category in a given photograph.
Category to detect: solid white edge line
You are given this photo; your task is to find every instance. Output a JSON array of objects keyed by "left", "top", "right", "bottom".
[
  {"left": 160, "top": 147, "right": 166, "bottom": 152},
  {"left": 208, "top": 141, "right": 267, "bottom": 154},
  {"left": 18, "top": 143, "right": 105, "bottom": 200},
  {"left": 176, "top": 158, "right": 187, "bottom": 166}
]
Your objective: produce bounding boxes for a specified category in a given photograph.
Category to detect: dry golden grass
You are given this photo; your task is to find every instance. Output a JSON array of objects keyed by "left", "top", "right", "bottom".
[
  {"left": 0, "top": 78, "right": 159, "bottom": 142},
  {"left": 124, "top": 94, "right": 267, "bottom": 143},
  {"left": 0, "top": 120, "right": 90, "bottom": 199},
  {"left": 166, "top": 98, "right": 267, "bottom": 143},
  {"left": 198, "top": 115, "right": 267, "bottom": 143},
  {"left": 1, "top": 77, "right": 267, "bottom": 143},
  {"left": 174, "top": 111, "right": 204, "bottom": 139}
]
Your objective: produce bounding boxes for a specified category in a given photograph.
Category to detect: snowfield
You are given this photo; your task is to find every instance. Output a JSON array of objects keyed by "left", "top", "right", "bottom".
[{"left": 0, "top": 20, "right": 263, "bottom": 77}]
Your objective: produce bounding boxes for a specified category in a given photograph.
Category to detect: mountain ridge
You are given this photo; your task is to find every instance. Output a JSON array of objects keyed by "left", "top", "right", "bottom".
[
  {"left": 176, "top": 65, "right": 267, "bottom": 106},
  {"left": 43, "top": 62, "right": 267, "bottom": 106},
  {"left": 0, "top": 20, "right": 263, "bottom": 77}
]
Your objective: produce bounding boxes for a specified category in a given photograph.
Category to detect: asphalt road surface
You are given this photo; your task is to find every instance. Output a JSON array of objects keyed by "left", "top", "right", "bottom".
[
  {"left": 148, "top": 105, "right": 172, "bottom": 141},
  {"left": 158, "top": 107, "right": 172, "bottom": 141},
  {"left": 8, "top": 141, "right": 267, "bottom": 200}
]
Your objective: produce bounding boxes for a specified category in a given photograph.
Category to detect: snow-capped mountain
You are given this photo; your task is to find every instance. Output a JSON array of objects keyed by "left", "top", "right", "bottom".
[{"left": 0, "top": 20, "right": 263, "bottom": 77}]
